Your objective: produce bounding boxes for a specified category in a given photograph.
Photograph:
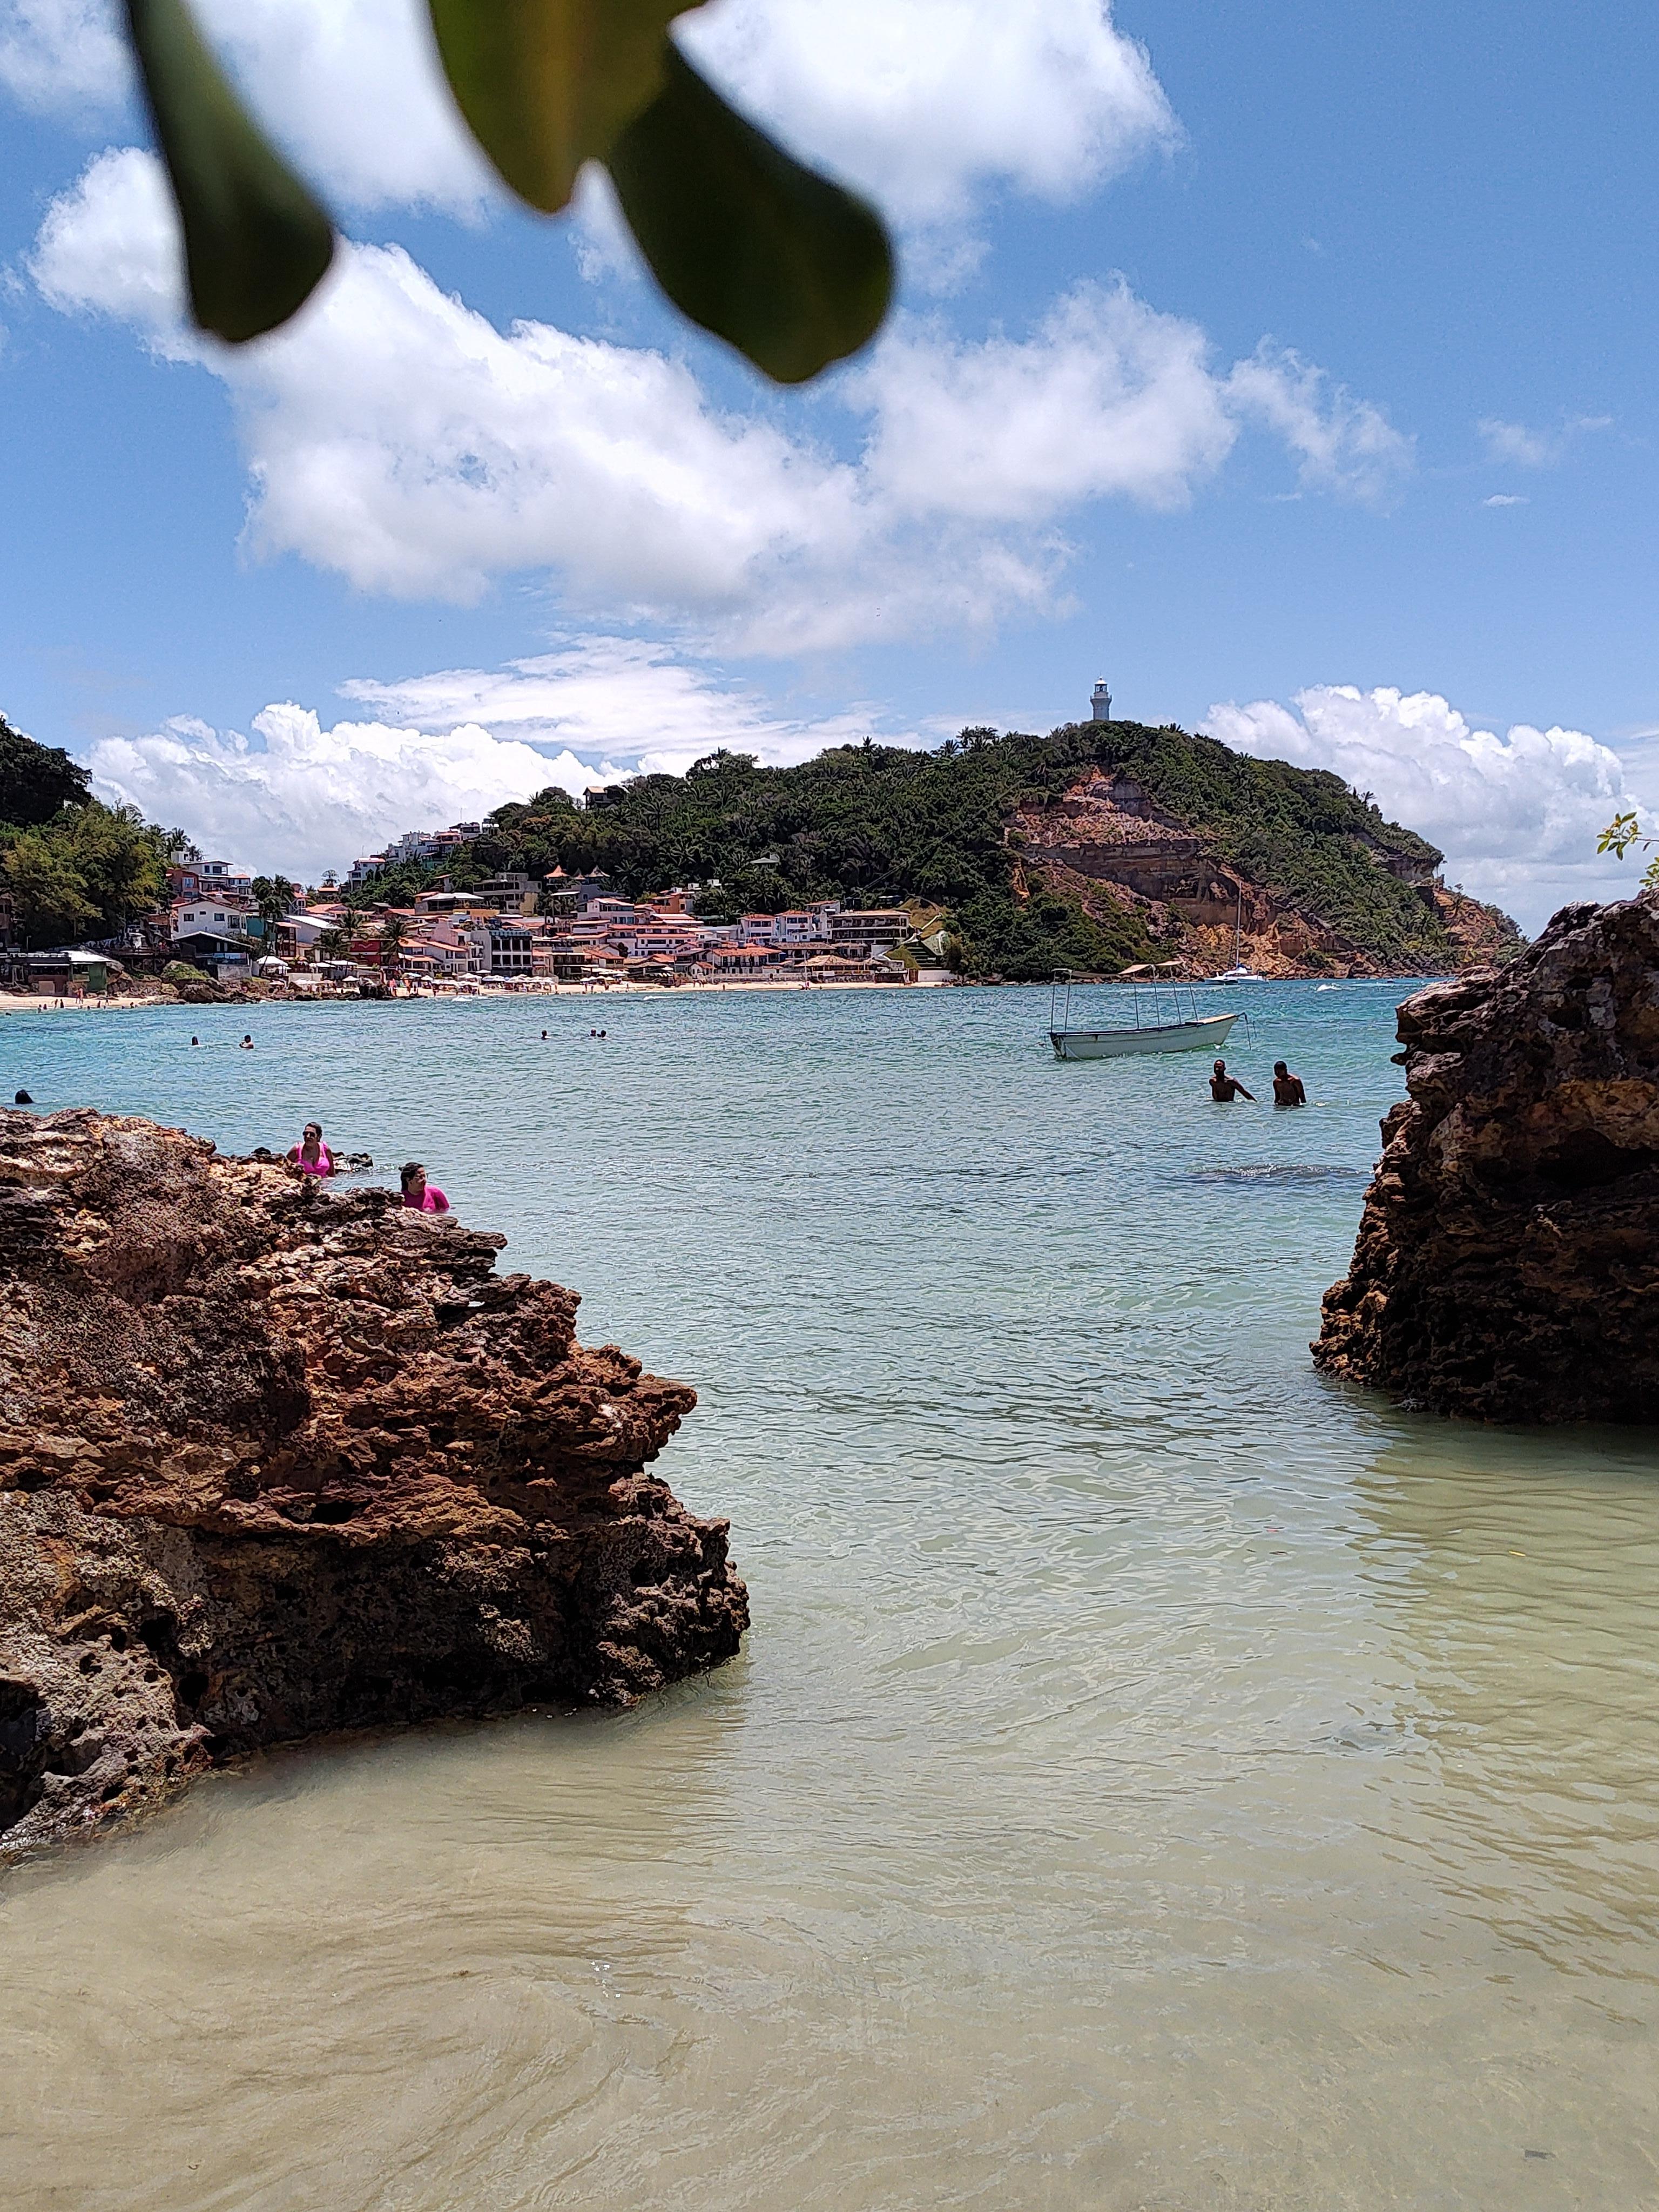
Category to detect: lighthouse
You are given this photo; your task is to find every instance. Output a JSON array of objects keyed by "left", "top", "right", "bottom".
[{"left": 1090, "top": 678, "right": 1112, "bottom": 722}]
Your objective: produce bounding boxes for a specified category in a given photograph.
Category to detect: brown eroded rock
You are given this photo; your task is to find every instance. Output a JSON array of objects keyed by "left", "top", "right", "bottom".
[
  {"left": 1313, "top": 893, "right": 1659, "bottom": 1420},
  {"left": 0, "top": 1109, "right": 747, "bottom": 1862}
]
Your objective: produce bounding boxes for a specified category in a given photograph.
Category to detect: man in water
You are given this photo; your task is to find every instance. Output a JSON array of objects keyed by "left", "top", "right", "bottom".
[
  {"left": 1210, "top": 1060, "right": 1254, "bottom": 1102},
  {"left": 239, "top": 1034, "right": 254, "bottom": 1050},
  {"left": 1272, "top": 1061, "right": 1307, "bottom": 1108}
]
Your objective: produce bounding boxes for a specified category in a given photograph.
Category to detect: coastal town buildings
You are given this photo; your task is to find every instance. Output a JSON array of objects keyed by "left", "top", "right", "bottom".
[{"left": 93, "top": 805, "right": 922, "bottom": 995}]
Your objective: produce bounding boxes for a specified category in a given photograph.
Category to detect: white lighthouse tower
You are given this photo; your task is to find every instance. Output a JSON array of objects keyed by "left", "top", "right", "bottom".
[{"left": 1090, "top": 677, "right": 1112, "bottom": 722}]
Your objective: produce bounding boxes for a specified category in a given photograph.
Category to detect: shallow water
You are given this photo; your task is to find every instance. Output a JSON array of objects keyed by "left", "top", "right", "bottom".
[{"left": 3, "top": 984, "right": 1657, "bottom": 2211}]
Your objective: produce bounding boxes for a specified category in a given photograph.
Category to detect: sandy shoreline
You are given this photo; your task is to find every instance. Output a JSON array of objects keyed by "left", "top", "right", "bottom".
[{"left": 0, "top": 977, "right": 949, "bottom": 1014}]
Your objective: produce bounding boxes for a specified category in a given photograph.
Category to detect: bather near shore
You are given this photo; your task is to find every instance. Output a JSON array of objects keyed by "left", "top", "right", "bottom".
[{"left": 0, "top": 1109, "right": 747, "bottom": 1863}]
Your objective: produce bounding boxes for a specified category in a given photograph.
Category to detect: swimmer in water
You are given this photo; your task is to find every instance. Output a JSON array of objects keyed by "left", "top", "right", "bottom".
[
  {"left": 286, "top": 1122, "right": 335, "bottom": 1177},
  {"left": 399, "top": 1161, "right": 450, "bottom": 1213},
  {"left": 190, "top": 1035, "right": 200, "bottom": 1047},
  {"left": 1272, "top": 1061, "right": 1307, "bottom": 1108},
  {"left": 1209, "top": 1059, "right": 1255, "bottom": 1102},
  {"left": 240, "top": 1034, "right": 254, "bottom": 1050}
]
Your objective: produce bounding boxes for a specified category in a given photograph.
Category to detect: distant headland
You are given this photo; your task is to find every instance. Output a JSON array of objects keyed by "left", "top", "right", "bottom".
[{"left": 2, "top": 703, "right": 1519, "bottom": 996}]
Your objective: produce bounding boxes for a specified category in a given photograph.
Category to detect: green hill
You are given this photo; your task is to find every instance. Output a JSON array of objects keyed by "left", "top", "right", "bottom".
[{"left": 408, "top": 719, "right": 1516, "bottom": 979}]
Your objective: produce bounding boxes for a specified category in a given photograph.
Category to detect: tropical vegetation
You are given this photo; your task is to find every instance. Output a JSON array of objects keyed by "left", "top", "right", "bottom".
[
  {"left": 378, "top": 718, "right": 1493, "bottom": 979},
  {"left": 1, "top": 715, "right": 173, "bottom": 950}
]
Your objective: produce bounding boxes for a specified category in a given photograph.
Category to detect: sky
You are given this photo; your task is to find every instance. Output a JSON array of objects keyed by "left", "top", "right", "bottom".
[{"left": 2, "top": 0, "right": 1656, "bottom": 926}]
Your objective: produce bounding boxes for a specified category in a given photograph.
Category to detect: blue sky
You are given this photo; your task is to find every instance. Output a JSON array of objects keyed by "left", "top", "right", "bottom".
[{"left": 1, "top": 0, "right": 1655, "bottom": 925}]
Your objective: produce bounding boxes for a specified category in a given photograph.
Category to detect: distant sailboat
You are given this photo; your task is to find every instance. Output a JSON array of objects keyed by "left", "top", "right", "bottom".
[{"left": 1208, "top": 884, "right": 1268, "bottom": 985}]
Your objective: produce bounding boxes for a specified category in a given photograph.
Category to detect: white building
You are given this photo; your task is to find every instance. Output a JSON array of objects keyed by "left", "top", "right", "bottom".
[{"left": 172, "top": 901, "right": 250, "bottom": 939}]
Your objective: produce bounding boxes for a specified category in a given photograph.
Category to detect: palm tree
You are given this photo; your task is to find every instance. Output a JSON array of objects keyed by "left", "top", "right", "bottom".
[{"left": 377, "top": 912, "right": 407, "bottom": 975}]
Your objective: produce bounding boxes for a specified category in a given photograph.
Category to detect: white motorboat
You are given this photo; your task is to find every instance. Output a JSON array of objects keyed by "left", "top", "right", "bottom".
[
  {"left": 1048, "top": 968, "right": 1240, "bottom": 1060},
  {"left": 1209, "top": 965, "right": 1269, "bottom": 985}
]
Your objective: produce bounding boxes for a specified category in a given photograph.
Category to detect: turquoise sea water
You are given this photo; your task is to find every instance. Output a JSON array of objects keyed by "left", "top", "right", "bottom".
[{"left": 3, "top": 984, "right": 1657, "bottom": 2211}]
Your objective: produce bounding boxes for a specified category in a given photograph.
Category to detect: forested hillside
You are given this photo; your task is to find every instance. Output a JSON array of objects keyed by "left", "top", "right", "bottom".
[
  {"left": 400, "top": 720, "right": 1514, "bottom": 979},
  {"left": 1, "top": 714, "right": 172, "bottom": 950}
]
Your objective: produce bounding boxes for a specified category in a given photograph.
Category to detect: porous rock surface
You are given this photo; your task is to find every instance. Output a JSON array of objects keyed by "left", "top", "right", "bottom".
[
  {"left": 1314, "top": 893, "right": 1659, "bottom": 1420},
  {"left": 0, "top": 1109, "right": 746, "bottom": 1861}
]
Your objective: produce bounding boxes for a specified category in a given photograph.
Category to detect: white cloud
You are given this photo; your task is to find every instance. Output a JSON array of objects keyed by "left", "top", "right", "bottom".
[
  {"left": 1202, "top": 684, "right": 1651, "bottom": 932},
  {"left": 682, "top": 0, "right": 1175, "bottom": 231},
  {"left": 86, "top": 703, "right": 605, "bottom": 884},
  {"left": 342, "top": 636, "right": 897, "bottom": 772},
  {"left": 1477, "top": 412, "right": 1614, "bottom": 469},
  {"left": 848, "top": 284, "right": 1236, "bottom": 521},
  {"left": 32, "top": 147, "right": 1412, "bottom": 651},
  {"left": 192, "top": 0, "right": 495, "bottom": 215},
  {"left": 5, "top": 0, "right": 1172, "bottom": 237},
  {"left": 1225, "top": 343, "right": 1413, "bottom": 506},
  {"left": 1483, "top": 493, "right": 1528, "bottom": 507},
  {"left": 0, "top": 0, "right": 126, "bottom": 110},
  {"left": 84, "top": 639, "right": 924, "bottom": 880}
]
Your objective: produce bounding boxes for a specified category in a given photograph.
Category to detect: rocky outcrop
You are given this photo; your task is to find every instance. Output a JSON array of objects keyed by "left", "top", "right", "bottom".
[
  {"left": 0, "top": 1109, "right": 746, "bottom": 1862},
  {"left": 1314, "top": 894, "right": 1659, "bottom": 1420},
  {"left": 1011, "top": 771, "right": 1522, "bottom": 977}
]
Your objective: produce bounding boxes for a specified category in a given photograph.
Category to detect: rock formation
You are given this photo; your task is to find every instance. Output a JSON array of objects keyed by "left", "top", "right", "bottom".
[
  {"left": 1314, "top": 893, "right": 1659, "bottom": 1420},
  {"left": 1011, "top": 770, "right": 1522, "bottom": 978},
  {"left": 0, "top": 1109, "right": 746, "bottom": 1862}
]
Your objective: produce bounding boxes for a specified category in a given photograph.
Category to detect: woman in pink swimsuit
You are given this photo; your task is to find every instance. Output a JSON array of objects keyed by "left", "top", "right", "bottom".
[
  {"left": 287, "top": 1123, "right": 335, "bottom": 1177},
  {"left": 400, "top": 1162, "right": 449, "bottom": 1213}
]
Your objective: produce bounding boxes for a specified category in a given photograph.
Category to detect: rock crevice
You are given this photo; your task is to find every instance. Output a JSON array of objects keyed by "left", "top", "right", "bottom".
[
  {"left": 0, "top": 1109, "right": 746, "bottom": 1860},
  {"left": 1314, "top": 894, "right": 1659, "bottom": 1420}
]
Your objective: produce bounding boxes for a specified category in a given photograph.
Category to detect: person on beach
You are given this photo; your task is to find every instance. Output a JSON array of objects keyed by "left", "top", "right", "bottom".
[
  {"left": 1209, "top": 1060, "right": 1255, "bottom": 1102},
  {"left": 400, "top": 1162, "right": 449, "bottom": 1213},
  {"left": 286, "top": 1123, "right": 335, "bottom": 1177},
  {"left": 1272, "top": 1061, "right": 1307, "bottom": 1108}
]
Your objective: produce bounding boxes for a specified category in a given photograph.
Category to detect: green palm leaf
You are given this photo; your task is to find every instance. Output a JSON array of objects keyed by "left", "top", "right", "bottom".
[
  {"left": 124, "top": 0, "right": 335, "bottom": 345},
  {"left": 607, "top": 44, "right": 893, "bottom": 385}
]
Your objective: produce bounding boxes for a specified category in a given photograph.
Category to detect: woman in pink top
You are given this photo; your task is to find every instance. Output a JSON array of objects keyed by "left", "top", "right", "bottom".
[
  {"left": 400, "top": 1162, "right": 449, "bottom": 1213},
  {"left": 287, "top": 1122, "right": 335, "bottom": 1177}
]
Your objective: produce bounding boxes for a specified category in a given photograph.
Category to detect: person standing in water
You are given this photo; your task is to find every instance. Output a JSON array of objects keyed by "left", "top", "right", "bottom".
[
  {"left": 400, "top": 1162, "right": 449, "bottom": 1213},
  {"left": 286, "top": 1123, "right": 335, "bottom": 1177},
  {"left": 1209, "top": 1060, "right": 1254, "bottom": 1102},
  {"left": 1272, "top": 1061, "right": 1307, "bottom": 1108}
]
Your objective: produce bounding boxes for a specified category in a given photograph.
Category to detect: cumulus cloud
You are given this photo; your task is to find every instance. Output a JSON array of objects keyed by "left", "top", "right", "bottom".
[
  {"left": 1203, "top": 684, "right": 1652, "bottom": 930},
  {"left": 682, "top": 0, "right": 1174, "bottom": 231},
  {"left": 32, "top": 149, "right": 1412, "bottom": 649},
  {"left": 849, "top": 284, "right": 1235, "bottom": 522},
  {"left": 5, "top": 0, "right": 1171, "bottom": 238},
  {"left": 0, "top": 0, "right": 126, "bottom": 110},
  {"left": 84, "top": 639, "right": 926, "bottom": 880},
  {"left": 86, "top": 704, "right": 609, "bottom": 885}
]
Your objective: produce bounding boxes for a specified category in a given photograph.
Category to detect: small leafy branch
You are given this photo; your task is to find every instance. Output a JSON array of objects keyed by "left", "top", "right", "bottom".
[
  {"left": 122, "top": 0, "right": 894, "bottom": 382},
  {"left": 1596, "top": 811, "right": 1659, "bottom": 888}
]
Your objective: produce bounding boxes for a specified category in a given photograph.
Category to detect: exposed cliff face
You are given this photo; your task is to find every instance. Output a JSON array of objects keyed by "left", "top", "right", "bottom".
[
  {"left": 1314, "top": 894, "right": 1659, "bottom": 1420},
  {"left": 0, "top": 1110, "right": 746, "bottom": 1862},
  {"left": 1011, "top": 771, "right": 1521, "bottom": 977}
]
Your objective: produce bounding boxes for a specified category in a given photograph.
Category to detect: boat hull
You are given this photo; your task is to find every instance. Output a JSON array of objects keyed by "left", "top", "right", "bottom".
[{"left": 1050, "top": 1013, "right": 1238, "bottom": 1060}]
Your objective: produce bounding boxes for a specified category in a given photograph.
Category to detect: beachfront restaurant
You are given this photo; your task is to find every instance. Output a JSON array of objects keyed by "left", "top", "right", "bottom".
[{"left": 22, "top": 948, "right": 122, "bottom": 995}]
